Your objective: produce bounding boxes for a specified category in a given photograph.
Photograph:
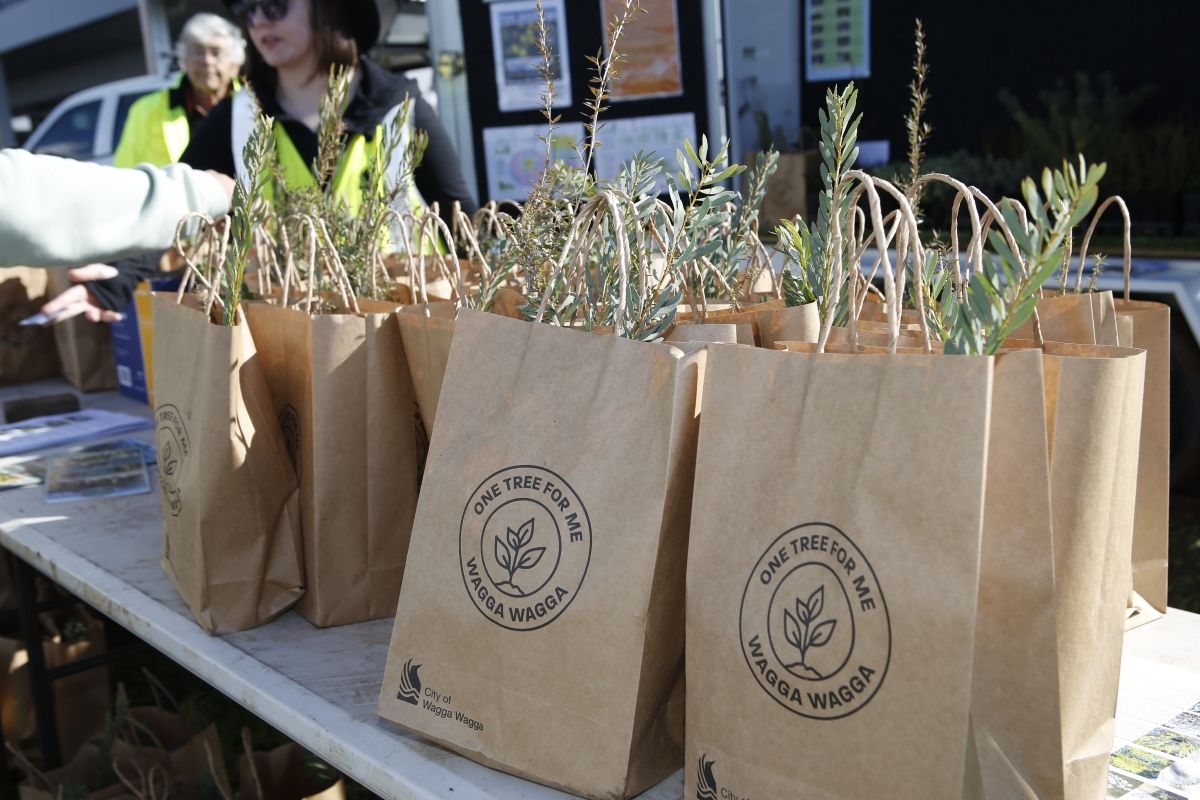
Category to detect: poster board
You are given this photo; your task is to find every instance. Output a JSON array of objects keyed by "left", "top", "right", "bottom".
[
  {"left": 804, "top": 0, "right": 871, "bottom": 82},
  {"left": 460, "top": 0, "right": 712, "bottom": 203}
]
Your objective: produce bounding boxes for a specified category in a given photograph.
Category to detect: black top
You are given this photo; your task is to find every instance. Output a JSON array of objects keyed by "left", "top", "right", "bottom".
[
  {"left": 179, "top": 57, "right": 477, "bottom": 219},
  {"left": 93, "top": 58, "right": 477, "bottom": 313}
]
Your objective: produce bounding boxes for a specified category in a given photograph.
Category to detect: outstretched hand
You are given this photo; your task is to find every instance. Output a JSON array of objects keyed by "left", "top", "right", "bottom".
[{"left": 40, "top": 264, "right": 124, "bottom": 324}]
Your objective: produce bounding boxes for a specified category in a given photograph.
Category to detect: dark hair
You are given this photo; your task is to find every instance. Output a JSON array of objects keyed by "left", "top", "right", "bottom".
[{"left": 242, "top": 0, "right": 359, "bottom": 91}]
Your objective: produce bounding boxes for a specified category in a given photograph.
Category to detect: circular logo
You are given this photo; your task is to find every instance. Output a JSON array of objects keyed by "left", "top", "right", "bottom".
[
  {"left": 739, "top": 522, "right": 890, "bottom": 719},
  {"left": 460, "top": 465, "right": 592, "bottom": 631},
  {"left": 154, "top": 404, "right": 190, "bottom": 518}
]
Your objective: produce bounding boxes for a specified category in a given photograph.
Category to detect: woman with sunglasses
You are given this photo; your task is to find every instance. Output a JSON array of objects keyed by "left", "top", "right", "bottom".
[{"left": 180, "top": 0, "right": 476, "bottom": 224}]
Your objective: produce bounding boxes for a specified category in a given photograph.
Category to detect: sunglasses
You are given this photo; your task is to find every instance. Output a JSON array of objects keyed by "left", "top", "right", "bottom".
[{"left": 229, "top": 0, "right": 289, "bottom": 23}]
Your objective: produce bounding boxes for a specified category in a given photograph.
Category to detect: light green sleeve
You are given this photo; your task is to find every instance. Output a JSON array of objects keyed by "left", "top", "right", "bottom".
[{"left": 0, "top": 148, "right": 229, "bottom": 268}]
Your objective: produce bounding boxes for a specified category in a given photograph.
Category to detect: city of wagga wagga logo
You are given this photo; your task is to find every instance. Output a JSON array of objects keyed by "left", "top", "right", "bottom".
[
  {"left": 739, "top": 522, "right": 891, "bottom": 719},
  {"left": 459, "top": 465, "right": 592, "bottom": 631}
]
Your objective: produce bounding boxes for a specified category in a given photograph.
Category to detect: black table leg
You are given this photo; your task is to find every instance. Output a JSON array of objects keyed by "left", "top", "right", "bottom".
[{"left": 12, "top": 557, "right": 60, "bottom": 770}]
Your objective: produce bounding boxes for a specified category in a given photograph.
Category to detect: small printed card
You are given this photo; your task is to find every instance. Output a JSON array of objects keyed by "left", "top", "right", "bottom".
[{"left": 44, "top": 445, "right": 151, "bottom": 504}]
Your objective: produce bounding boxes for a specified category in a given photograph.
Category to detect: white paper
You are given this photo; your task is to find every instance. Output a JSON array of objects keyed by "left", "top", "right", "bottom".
[
  {"left": 482, "top": 122, "right": 585, "bottom": 201},
  {"left": 593, "top": 112, "right": 696, "bottom": 195},
  {"left": 490, "top": 0, "right": 572, "bottom": 112},
  {"left": 0, "top": 409, "right": 152, "bottom": 457},
  {"left": 1108, "top": 654, "right": 1200, "bottom": 798}
]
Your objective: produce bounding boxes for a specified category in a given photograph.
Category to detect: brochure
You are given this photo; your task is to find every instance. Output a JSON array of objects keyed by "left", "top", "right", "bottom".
[
  {"left": 0, "top": 409, "right": 152, "bottom": 457},
  {"left": 44, "top": 445, "right": 151, "bottom": 504}
]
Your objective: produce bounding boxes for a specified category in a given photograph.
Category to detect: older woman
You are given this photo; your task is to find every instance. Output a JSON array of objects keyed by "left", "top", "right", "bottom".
[{"left": 113, "top": 13, "right": 246, "bottom": 167}]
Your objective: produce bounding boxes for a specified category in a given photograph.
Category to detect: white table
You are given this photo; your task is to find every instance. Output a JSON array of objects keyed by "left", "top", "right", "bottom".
[
  {"left": 0, "top": 381, "right": 681, "bottom": 799},
  {"left": 1, "top": 381, "right": 1196, "bottom": 799}
]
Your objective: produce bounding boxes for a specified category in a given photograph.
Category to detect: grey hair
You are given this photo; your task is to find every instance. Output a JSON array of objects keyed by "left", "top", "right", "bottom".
[{"left": 175, "top": 13, "right": 246, "bottom": 66}]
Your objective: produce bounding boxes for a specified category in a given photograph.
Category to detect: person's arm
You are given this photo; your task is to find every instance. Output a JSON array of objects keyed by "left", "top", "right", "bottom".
[
  {"left": 0, "top": 149, "right": 230, "bottom": 269},
  {"left": 410, "top": 94, "right": 479, "bottom": 224}
]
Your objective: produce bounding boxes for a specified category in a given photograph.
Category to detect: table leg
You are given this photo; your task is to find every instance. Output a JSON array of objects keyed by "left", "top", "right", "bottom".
[{"left": 13, "top": 557, "right": 60, "bottom": 770}]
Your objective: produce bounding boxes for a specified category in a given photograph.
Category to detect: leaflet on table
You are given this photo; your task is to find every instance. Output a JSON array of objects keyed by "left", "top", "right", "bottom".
[
  {"left": 1108, "top": 655, "right": 1200, "bottom": 798},
  {"left": 44, "top": 445, "right": 151, "bottom": 504},
  {"left": 483, "top": 122, "right": 585, "bottom": 201},
  {"left": 0, "top": 409, "right": 152, "bottom": 457},
  {"left": 490, "top": 0, "right": 571, "bottom": 112},
  {"left": 0, "top": 454, "right": 43, "bottom": 489},
  {"left": 76, "top": 437, "right": 156, "bottom": 465},
  {"left": 593, "top": 112, "right": 696, "bottom": 195}
]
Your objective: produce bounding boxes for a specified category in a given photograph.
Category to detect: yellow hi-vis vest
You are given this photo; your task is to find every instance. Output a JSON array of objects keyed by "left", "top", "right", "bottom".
[
  {"left": 230, "top": 89, "right": 425, "bottom": 224},
  {"left": 113, "top": 76, "right": 191, "bottom": 168},
  {"left": 114, "top": 75, "right": 241, "bottom": 168}
]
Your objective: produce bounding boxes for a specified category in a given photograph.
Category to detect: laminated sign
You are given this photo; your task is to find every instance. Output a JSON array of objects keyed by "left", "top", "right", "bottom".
[{"left": 379, "top": 311, "right": 702, "bottom": 799}]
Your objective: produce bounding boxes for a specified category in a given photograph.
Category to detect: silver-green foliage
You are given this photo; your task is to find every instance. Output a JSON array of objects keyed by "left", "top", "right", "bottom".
[
  {"left": 941, "top": 156, "right": 1106, "bottom": 354},
  {"left": 222, "top": 105, "right": 275, "bottom": 325},
  {"left": 780, "top": 84, "right": 861, "bottom": 320}
]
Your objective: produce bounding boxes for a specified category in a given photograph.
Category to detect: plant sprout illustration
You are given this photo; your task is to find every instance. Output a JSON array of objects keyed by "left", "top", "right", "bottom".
[
  {"left": 783, "top": 585, "right": 837, "bottom": 679},
  {"left": 160, "top": 439, "right": 179, "bottom": 481},
  {"left": 494, "top": 518, "right": 546, "bottom": 596}
]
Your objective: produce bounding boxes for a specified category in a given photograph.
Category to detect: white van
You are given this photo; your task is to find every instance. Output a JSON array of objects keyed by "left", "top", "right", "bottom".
[{"left": 22, "top": 73, "right": 175, "bottom": 164}]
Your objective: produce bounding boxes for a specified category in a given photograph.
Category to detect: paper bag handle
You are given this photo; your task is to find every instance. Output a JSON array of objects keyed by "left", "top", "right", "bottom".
[
  {"left": 113, "top": 756, "right": 170, "bottom": 800},
  {"left": 1074, "top": 195, "right": 1131, "bottom": 301},
  {"left": 205, "top": 740, "right": 236, "bottom": 800},
  {"left": 838, "top": 170, "right": 931, "bottom": 354}
]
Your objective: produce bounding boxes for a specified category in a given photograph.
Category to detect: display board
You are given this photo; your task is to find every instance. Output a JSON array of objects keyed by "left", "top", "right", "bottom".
[{"left": 460, "top": 0, "right": 712, "bottom": 202}]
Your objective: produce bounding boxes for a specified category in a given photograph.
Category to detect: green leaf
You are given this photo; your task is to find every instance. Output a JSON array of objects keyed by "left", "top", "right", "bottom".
[{"left": 1069, "top": 185, "right": 1100, "bottom": 227}]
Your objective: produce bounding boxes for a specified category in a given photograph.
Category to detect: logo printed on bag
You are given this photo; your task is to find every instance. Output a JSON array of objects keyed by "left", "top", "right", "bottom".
[
  {"left": 460, "top": 465, "right": 592, "bottom": 631},
  {"left": 155, "top": 404, "right": 190, "bottom": 517},
  {"left": 397, "top": 658, "right": 422, "bottom": 705},
  {"left": 739, "top": 522, "right": 890, "bottom": 719},
  {"left": 696, "top": 754, "right": 718, "bottom": 800}
]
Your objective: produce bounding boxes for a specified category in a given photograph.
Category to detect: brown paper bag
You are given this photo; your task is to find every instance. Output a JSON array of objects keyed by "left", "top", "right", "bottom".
[
  {"left": 759, "top": 150, "right": 816, "bottom": 232},
  {"left": 395, "top": 302, "right": 457, "bottom": 432},
  {"left": 244, "top": 298, "right": 419, "bottom": 627},
  {"left": 666, "top": 322, "right": 750, "bottom": 345},
  {"left": 0, "top": 267, "right": 60, "bottom": 385},
  {"left": 0, "top": 610, "right": 110, "bottom": 764},
  {"left": 1114, "top": 299, "right": 1170, "bottom": 624},
  {"left": 1013, "top": 289, "right": 1166, "bottom": 631},
  {"left": 968, "top": 342, "right": 1146, "bottom": 798},
  {"left": 673, "top": 299, "right": 814, "bottom": 349},
  {"left": 490, "top": 287, "right": 527, "bottom": 320},
  {"left": 685, "top": 344, "right": 993, "bottom": 799},
  {"left": 238, "top": 731, "right": 345, "bottom": 800},
  {"left": 756, "top": 302, "right": 820, "bottom": 349},
  {"left": 45, "top": 269, "right": 116, "bottom": 392},
  {"left": 1012, "top": 290, "right": 1120, "bottom": 346},
  {"left": 152, "top": 295, "right": 304, "bottom": 634},
  {"left": 12, "top": 742, "right": 150, "bottom": 800},
  {"left": 1046, "top": 342, "right": 1145, "bottom": 796},
  {"left": 378, "top": 311, "right": 701, "bottom": 798}
]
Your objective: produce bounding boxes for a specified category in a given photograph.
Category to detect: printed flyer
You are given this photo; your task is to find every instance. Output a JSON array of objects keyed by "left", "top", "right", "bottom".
[
  {"left": 602, "top": 0, "right": 682, "bottom": 100},
  {"left": 490, "top": 0, "right": 572, "bottom": 112},
  {"left": 1108, "top": 656, "right": 1200, "bottom": 798}
]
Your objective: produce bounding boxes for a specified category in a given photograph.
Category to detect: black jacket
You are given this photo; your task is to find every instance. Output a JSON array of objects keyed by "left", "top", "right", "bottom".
[{"left": 92, "top": 57, "right": 476, "bottom": 312}]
